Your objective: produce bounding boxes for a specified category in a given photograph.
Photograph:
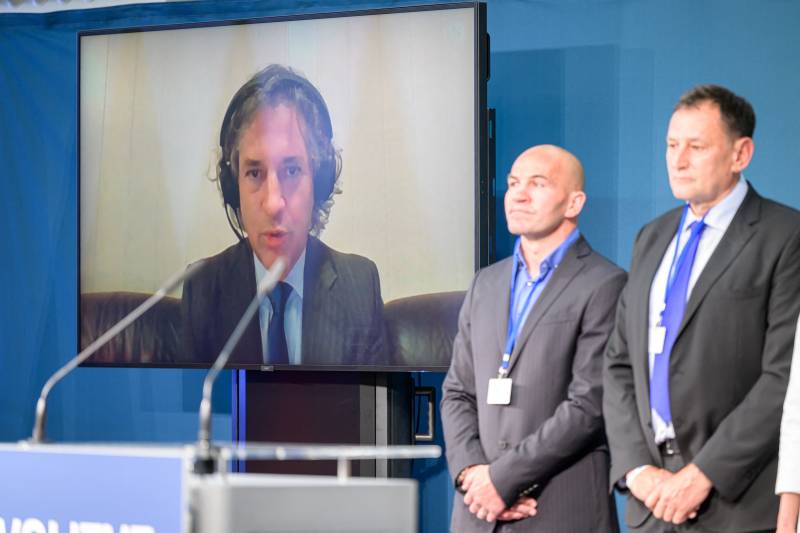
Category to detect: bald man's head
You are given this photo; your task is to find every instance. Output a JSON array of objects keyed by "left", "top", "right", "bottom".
[
  {"left": 505, "top": 144, "right": 587, "bottom": 242},
  {"left": 513, "top": 144, "right": 585, "bottom": 192}
]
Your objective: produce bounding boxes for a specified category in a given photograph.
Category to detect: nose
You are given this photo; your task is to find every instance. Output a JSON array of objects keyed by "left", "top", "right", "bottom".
[
  {"left": 261, "top": 171, "right": 286, "bottom": 215},
  {"left": 508, "top": 184, "right": 529, "bottom": 204},
  {"left": 672, "top": 145, "right": 690, "bottom": 170}
]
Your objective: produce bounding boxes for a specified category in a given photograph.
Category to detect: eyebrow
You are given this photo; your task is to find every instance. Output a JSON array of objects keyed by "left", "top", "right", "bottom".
[
  {"left": 280, "top": 155, "right": 305, "bottom": 165},
  {"left": 507, "top": 173, "right": 550, "bottom": 181},
  {"left": 666, "top": 136, "right": 703, "bottom": 142},
  {"left": 241, "top": 155, "right": 307, "bottom": 167}
]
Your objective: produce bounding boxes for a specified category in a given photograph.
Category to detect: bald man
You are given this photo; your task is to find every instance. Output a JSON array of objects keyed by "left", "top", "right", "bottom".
[{"left": 441, "top": 145, "right": 626, "bottom": 532}]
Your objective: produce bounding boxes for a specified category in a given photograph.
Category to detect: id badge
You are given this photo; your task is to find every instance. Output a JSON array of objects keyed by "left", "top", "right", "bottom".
[
  {"left": 487, "top": 377, "right": 512, "bottom": 405},
  {"left": 649, "top": 326, "right": 666, "bottom": 354}
]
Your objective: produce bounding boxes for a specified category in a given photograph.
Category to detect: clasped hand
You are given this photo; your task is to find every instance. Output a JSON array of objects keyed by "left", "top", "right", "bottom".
[
  {"left": 461, "top": 464, "right": 537, "bottom": 523},
  {"left": 629, "top": 463, "right": 712, "bottom": 525}
]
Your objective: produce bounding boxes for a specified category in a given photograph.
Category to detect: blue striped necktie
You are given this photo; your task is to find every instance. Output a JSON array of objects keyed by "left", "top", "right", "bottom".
[
  {"left": 266, "top": 281, "right": 290, "bottom": 365},
  {"left": 650, "top": 219, "right": 707, "bottom": 425}
]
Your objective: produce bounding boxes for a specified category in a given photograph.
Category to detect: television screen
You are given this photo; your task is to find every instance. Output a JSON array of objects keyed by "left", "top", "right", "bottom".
[{"left": 79, "top": 2, "right": 489, "bottom": 370}]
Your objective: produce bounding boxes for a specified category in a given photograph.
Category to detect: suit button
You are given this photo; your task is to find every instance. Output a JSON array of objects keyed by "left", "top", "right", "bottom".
[{"left": 498, "top": 440, "right": 509, "bottom": 450}]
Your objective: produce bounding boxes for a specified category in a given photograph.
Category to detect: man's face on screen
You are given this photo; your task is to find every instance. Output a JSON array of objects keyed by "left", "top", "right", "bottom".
[{"left": 238, "top": 104, "right": 314, "bottom": 272}]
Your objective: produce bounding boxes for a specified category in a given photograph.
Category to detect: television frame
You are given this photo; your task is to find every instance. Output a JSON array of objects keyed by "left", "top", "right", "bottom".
[{"left": 77, "top": 1, "right": 491, "bottom": 372}]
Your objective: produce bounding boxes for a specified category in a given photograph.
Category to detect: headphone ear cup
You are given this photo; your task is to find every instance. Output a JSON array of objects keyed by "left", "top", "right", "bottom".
[{"left": 220, "top": 163, "right": 239, "bottom": 209}]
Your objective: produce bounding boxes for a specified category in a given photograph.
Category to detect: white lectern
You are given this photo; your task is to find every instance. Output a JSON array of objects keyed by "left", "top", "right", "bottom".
[{"left": 0, "top": 442, "right": 439, "bottom": 533}]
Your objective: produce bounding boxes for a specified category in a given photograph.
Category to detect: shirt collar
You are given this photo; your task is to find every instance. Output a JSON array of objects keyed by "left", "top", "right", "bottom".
[
  {"left": 253, "top": 246, "right": 306, "bottom": 299},
  {"left": 514, "top": 228, "right": 581, "bottom": 277},
  {"left": 684, "top": 176, "right": 748, "bottom": 232}
]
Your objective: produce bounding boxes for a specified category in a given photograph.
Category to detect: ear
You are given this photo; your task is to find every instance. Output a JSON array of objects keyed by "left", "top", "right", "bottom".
[
  {"left": 731, "top": 137, "right": 754, "bottom": 173},
  {"left": 565, "top": 190, "right": 586, "bottom": 219}
]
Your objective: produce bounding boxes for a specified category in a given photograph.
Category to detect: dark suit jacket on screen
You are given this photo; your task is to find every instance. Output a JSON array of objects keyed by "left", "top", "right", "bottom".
[
  {"left": 180, "top": 236, "right": 387, "bottom": 366},
  {"left": 603, "top": 186, "right": 800, "bottom": 531},
  {"left": 441, "top": 235, "right": 626, "bottom": 532}
]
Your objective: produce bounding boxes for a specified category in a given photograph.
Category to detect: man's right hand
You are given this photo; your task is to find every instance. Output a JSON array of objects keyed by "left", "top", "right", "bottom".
[
  {"left": 497, "top": 496, "right": 537, "bottom": 522},
  {"left": 628, "top": 465, "right": 672, "bottom": 503},
  {"left": 456, "top": 465, "right": 479, "bottom": 491}
]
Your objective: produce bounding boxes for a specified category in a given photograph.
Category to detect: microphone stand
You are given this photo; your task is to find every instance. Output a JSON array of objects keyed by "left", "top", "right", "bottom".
[
  {"left": 194, "top": 258, "right": 285, "bottom": 474},
  {"left": 31, "top": 261, "right": 206, "bottom": 444}
]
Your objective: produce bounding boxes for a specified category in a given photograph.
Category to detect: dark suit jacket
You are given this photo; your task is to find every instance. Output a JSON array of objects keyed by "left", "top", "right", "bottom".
[
  {"left": 441, "top": 236, "right": 626, "bottom": 532},
  {"left": 180, "top": 236, "right": 387, "bottom": 366},
  {"left": 603, "top": 186, "right": 800, "bottom": 531}
]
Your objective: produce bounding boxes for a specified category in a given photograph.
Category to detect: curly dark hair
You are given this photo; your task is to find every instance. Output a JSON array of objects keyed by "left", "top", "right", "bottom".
[{"left": 216, "top": 64, "right": 342, "bottom": 239}]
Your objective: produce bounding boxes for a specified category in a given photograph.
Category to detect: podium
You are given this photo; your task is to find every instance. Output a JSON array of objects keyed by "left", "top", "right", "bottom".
[{"left": 0, "top": 442, "right": 439, "bottom": 533}]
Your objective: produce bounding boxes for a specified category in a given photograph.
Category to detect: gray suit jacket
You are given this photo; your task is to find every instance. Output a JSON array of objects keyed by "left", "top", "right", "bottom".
[
  {"left": 603, "top": 186, "right": 800, "bottom": 531},
  {"left": 442, "top": 235, "right": 626, "bottom": 532},
  {"left": 180, "top": 236, "right": 387, "bottom": 366}
]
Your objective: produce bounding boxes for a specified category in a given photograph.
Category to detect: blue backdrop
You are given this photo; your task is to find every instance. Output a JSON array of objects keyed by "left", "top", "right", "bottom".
[{"left": 2, "top": 1, "right": 800, "bottom": 532}]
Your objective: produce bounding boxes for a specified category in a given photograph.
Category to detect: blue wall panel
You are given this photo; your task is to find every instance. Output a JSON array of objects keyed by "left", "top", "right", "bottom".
[{"left": 2, "top": 1, "right": 800, "bottom": 532}]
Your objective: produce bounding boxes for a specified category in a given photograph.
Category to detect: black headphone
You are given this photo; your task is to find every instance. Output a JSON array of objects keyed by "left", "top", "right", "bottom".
[{"left": 217, "top": 65, "right": 339, "bottom": 234}]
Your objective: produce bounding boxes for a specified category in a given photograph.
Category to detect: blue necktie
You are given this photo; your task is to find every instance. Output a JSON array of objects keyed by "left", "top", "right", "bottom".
[
  {"left": 650, "top": 219, "right": 707, "bottom": 425},
  {"left": 266, "top": 281, "right": 290, "bottom": 364}
]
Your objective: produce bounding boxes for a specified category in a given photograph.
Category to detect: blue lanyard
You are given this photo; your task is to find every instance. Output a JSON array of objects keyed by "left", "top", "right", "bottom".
[
  {"left": 499, "top": 252, "right": 551, "bottom": 376},
  {"left": 662, "top": 204, "right": 707, "bottom": 312}
]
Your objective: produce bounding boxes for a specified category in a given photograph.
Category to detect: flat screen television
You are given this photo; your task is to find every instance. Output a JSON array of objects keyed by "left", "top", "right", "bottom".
[{"left": 79, "top": 2, "right": 490, "bottom": 371}]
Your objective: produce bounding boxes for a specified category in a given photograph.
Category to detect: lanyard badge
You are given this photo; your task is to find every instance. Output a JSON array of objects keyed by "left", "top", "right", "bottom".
[
  {"left": 487, "top": 244, "right": 550, "bottom": 406},
  {"left": 487, "top": 374, "right": 512, "bottom": 405}
]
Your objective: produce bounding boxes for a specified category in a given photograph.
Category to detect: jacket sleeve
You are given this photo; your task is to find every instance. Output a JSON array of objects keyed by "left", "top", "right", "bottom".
[
  {"left": 441, "top": 272, "right": 489, "bottom": 486},
  {"left": 693, "top": 227, "right": 800, "bottom": 500},
  {"left": 603, "top": 231, "right": 657, "bottom": 491},
  {"left": 365, "top": 260, "right": 389, "bottom": 364}
]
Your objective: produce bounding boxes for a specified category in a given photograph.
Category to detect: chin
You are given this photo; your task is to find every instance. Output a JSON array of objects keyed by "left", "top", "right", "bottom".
[
  {"left": 506, "top": 223, "right": 527, "bottom": 237},
  {"left": 669, "top": 185, "right": 694, "bottom": 202}
]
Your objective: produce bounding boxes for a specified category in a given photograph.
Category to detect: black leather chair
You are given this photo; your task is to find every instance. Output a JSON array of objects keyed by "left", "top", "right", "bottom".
[
  {"left": 80, "top": 290, "right": 465, "bottom": 366},
  {"left": 80, "top": 292, "right": 181, "bottom": 364},
  {"left": 383, "top": 291, "right": 464, "bottom": 367}
]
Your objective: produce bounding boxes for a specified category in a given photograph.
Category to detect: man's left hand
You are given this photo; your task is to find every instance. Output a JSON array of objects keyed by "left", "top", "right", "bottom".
[
  {"left": 644, "top": 463, "right": 712, "bottom": 524},
  {"left": 462, "top": 464, "right": 507, "bottom": 522}
]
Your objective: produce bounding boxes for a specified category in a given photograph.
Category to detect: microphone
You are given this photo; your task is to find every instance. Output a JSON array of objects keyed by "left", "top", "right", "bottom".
[
  {"left": 195, "top": 257, "right": 285, "bottom": 473},
  {"left": 31, "top": 261, "right": 206, "bottom": 444}
]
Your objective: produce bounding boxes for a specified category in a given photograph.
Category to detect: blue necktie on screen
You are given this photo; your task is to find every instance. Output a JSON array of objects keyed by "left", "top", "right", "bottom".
[
  {"left": 650, "top": 219, "right": 707, "bottom": 425},
  {"left": 266, "top": 281, "right": 290, "bottom": 365}
]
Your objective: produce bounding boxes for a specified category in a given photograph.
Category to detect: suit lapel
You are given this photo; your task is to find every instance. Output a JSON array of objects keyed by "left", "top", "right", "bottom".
[
  {"left": 494, "top": 259, "right": 513, "bottom": 358},
  {"left": 628, "top": 208, "right": 682, "bottom": 437},
  {"left": 302, "top": 236, "right": 338, "bottom": 358},
  {"left": 504, "top": 237, "right": 589, "bottom": 376},
  {"left": 226, "top": 239, "right": 263, "bottom": 364},
  {"left": 633, "top": 209, "right": 682, "bottom": 366},
  {"left": 676, "top": 188, "right": 760, "bottom": 340}
]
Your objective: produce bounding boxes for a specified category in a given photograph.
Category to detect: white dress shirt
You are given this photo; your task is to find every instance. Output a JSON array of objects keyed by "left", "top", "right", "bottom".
[
  {"left": 646, "top": 177, "right": 749, "bottom": 443},
  {"left": 254, "top": 250, "right": 305, "bottom": 365},
  {"left": 777, "top": 313, "right": 800, "bottom": 495}
]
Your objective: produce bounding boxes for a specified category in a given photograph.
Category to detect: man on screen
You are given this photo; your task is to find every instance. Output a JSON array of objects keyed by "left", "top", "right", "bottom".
[{"left": 181, "top": 64, "right": 387, "bottom": 366}]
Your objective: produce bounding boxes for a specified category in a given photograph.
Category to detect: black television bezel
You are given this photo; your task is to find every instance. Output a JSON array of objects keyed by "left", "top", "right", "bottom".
[{"left": 77, "top": 1, "right": 491, "bottom": 373}]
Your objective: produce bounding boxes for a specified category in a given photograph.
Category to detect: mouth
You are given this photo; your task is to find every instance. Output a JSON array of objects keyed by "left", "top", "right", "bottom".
[{"left": 260, "top": 228, "right": 290, "bottom": 248}]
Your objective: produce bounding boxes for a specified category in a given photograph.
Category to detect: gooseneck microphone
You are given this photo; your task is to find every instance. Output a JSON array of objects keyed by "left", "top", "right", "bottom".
[
  {"left": 195, "top": 257, "right": 285, "bottom": 473},
  {"left": 31, "top": 261, "right": 206, "bottom": 444}
]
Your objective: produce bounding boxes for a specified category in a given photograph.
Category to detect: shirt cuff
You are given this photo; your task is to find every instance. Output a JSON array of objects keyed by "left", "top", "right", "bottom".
[{"left": 625, "top": 465, "right": 650, "bottom": 488}]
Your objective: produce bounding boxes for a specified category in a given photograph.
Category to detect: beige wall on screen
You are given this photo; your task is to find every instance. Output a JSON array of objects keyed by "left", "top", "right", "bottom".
[{"left": 80, "top": 8, "right": 475, "bottom": 302}]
